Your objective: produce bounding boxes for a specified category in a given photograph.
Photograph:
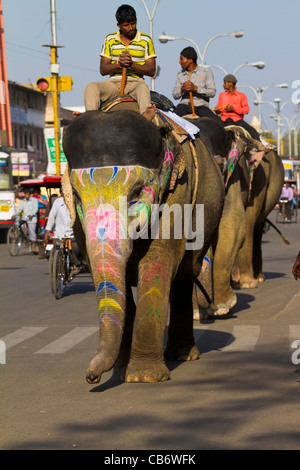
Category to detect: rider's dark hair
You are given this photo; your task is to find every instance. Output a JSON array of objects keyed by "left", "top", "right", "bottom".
[{"left": 116, "top": 4, "right": 136, "bottom": 24}]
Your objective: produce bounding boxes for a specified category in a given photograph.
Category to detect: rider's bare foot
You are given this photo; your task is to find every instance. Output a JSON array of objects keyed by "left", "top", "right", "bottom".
[
  {"left": 73, "top": 111, "right": 81, "bottom": 119},
  {"left": 143, "top": 104, "right": 156, "bottom": 121}
]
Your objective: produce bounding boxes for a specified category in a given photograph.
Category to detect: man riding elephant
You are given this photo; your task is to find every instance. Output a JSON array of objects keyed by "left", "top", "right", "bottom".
[
  {"left": 215, "top": 74, "right": 261, "bottom": 141},
  {"left": 83, "top": 4, "right": 157, "bottom": 121}
]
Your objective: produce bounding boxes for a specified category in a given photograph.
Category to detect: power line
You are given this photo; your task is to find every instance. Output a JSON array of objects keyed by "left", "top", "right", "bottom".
[{"left": 6, "top": 41, "right": 97, "bottom": 73}]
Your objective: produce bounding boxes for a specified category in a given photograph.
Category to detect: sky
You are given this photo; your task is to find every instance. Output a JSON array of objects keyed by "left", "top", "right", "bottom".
[{"left": 3, "top": 0, "right": 300, "bottom": 135}]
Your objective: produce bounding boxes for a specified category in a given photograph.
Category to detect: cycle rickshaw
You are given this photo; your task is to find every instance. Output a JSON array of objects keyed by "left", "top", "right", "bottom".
[
  {"left": 19, "top": 174, "right": 62, "bottom": 254},
  {"left": 276, "top": 179, "right": 298, "bottom": 223},
  {"left": 19, "top": 174, "right": 89, "bottom": 298}
]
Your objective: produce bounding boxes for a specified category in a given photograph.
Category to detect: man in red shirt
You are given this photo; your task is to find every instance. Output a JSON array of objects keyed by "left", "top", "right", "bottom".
[{"left": 215, "top": 74, "right": 260, "bottom": 140}]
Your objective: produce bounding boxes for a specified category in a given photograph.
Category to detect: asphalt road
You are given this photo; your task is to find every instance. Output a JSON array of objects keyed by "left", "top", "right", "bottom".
[{"left": 0, "top": 210, "right": 300, "bottom": 451}]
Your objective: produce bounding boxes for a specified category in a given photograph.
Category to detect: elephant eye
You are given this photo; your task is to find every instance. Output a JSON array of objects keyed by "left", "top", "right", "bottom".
[
  {"left": 129, "top": 184, "right": 143, "bottom": 202},
  {"left": 72, "top": 187, "right": 81, "bottom": 202},
  {"left": 72, "top": 188, "right": 84, "bottom": 219}
]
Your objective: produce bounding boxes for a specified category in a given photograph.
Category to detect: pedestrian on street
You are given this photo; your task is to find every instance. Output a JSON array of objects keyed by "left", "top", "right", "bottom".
[{"left": 280, "top": 182, "right": 294, "bottom": 222}]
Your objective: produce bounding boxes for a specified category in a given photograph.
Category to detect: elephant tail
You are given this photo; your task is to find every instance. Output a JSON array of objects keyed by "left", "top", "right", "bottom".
[
  {"left": 194, "top": 278, "right": 213, "bottom": 305},
  {"left": 265, "top": 218, "right": 290, "bottom": 245}
]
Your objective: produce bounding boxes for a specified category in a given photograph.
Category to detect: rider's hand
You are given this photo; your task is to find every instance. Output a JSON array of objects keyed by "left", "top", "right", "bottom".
[
  {"left": 182, "top": 80, "right": 195, "bottom": 92},
  {"left": 118, "top": 51, "right": 133, "bottom": 68}
]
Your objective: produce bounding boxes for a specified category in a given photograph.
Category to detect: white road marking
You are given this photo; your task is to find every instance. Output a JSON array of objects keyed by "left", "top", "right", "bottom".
[
  {"left": 2, "top": 325, "right": 299, "bottom": 355},
  {"left": 34, "top": 327, "right": 98, "bottom": 354},
  {"left": 0, "top": 327, "right": 48, "bottom": 350}
]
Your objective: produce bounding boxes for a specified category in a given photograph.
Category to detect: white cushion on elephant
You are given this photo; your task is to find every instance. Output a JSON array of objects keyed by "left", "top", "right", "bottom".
[
  {"left": 160, "top": 110, "right": 200, "bottom": 140},
  {"left": 260, "top": 137, "right": 275, "bottom": 148}
]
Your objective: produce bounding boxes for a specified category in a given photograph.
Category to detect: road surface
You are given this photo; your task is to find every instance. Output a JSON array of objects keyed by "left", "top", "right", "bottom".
[{"left": 0, "top": 211, "right": 300, "bottom": 450}]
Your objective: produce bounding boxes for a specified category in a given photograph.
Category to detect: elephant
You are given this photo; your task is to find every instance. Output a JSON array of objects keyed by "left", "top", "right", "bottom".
[
  {"left": 62, "top": 108, "right": 225, "bottom": 384},
  {"left": 190, "top": 117, "right": 270, "bottom": 317}
]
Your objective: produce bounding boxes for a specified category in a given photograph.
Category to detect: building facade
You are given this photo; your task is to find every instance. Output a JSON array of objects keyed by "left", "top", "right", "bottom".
[{"left": 8, "top": 81, "right": 73, "bottom": 182}]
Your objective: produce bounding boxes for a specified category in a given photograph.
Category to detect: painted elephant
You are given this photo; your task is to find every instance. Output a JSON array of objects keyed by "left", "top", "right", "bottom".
[
  {"left": 190, "top": 118, "right": 266, "bottom": 316},
  {"left": 62, "top": 109, "right": 225, "bottom": 383},
  {"left": 192, "top": 117, "right": 284, "bottom": 317}
]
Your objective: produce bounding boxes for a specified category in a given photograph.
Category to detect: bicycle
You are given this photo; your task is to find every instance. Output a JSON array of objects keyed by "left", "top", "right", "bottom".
[
  {"left": 276, "top": 199, "right": 298, "bottom": 223},
  {"left": 50, "top": 237, "right": 85, "bottom": 299},
  {"left": 7, "top": 216, "right": 32, "bottom": 256}
]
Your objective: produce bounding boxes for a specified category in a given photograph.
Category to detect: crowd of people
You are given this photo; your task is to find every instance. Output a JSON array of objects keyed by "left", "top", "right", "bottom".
[
  {"left": 82, "top": 4, "right": 260, "bottom": 140},
  {"left": 13, "top": 187, "right": 73, "bottom": 258}
]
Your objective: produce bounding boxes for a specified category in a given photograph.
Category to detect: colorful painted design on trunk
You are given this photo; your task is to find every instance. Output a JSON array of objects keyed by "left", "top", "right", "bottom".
[
  {"left": 70, "top": 161, "right": 174, "bottom": 326},
  {"left": 69, "top": 166, "right": 160, "bottom": 325}
]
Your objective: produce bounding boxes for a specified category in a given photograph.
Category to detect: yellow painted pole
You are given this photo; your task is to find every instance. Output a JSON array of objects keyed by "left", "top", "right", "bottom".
[{"left": 50, "top": 46, "right": 61, "bottom": 176}]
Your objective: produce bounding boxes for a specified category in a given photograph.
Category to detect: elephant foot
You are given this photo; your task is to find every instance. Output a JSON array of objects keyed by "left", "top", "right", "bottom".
[
  {"left": 164, "top": 343, "right": 200, "bottom": 362},
  {"left": 193, "top": 307, "right": 214, "bottom": 321},
  {"left": 239, "top": 277, "right": 258, "bottom": 289},
  {"left": 122, "top": 360, "right": 170, "bottom": 383},
  {"left": 214, "top": 294, "right": 237, "bottom": 316},
  {"left": 256, "top": 273, "right": 265, "bottom": 283},
  {"left": 86, "top": 353, "right": 115, "bottom": 384}
]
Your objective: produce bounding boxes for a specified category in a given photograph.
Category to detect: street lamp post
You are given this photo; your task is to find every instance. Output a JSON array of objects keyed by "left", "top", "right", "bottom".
[
  {"left": 274, "top": 99, "right": 295, "bottom": 155},
  {"left": 237, "top": 83, "right": 288, "bottom": 129},
  {"left": 138, "top": 0, "right": 159, "bottom": 91},
  {"left": 158, "top": 30, "right": 244, "bottom": 65},
  {"left": 294, "top": 125, "right": 300, "bottom": 158},
  {"left": 270, "top": 110, "right": 300, "bottom": 156}
]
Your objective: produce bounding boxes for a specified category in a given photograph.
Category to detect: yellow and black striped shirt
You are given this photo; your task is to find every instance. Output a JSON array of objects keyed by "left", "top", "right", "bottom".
[{"left": 100, "top": 30, "right": 157, "bottom": 79}]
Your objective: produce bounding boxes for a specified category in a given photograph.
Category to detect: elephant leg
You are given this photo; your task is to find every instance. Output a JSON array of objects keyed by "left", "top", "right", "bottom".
[
  {"left": 116, "top": 284, "right": 136, "bottom": 366},
  {"left": 193, "top": 248, "right": 215, "bottom": 320},
  {"left": 253, "top": 221, "right": 265, "bottom": 282},
  {"left": 213, "top": 204, "right": 246, "bottom": 315},
  {"left": 165, "top": 279, "right": 200, "bottom": 361},
  {"left": 123, "top": 256, "right": 171, "bottom": 383},
  {"left": 238, "top": 207, "right": 259, "bottom": 288}
]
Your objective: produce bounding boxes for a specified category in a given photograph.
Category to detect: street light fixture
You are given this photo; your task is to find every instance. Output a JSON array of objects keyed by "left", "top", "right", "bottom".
[
  {"left": 233, "top": 61, "right": 265, "bottom": 74},
  {"left": 139, "top": 0, "right": 159, "bottom": 91},
  {"left": 158, "top": 30, "right": 244, "bottom": 65},
  {"left": 210, "top": 61, "right": 265, "bottom": 76}
]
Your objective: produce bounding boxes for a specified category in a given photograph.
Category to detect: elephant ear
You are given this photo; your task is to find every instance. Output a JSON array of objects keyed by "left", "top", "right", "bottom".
[
  {"left": 61, "top": 162, "right": 76, "bottom": 228},
  {"left": 159, "top": 132, "right": 186, "bottom": 194},
  {"left": 223, "top": 126, "right": 266, "bottom": 188},
  {"left": 153, "top": 114, "right": 186, "bottom": 194}
]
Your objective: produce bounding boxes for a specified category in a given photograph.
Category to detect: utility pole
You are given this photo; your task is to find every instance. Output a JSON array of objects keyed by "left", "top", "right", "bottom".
[
  {"left": 0, "top": 0, "right": 13, "bottom": 147},
  {"left": 49, "top": 0, "right": 61, "bottom": 176},
  {"left": 37, "top": 1, "right": 72, "bottom": 176}
]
